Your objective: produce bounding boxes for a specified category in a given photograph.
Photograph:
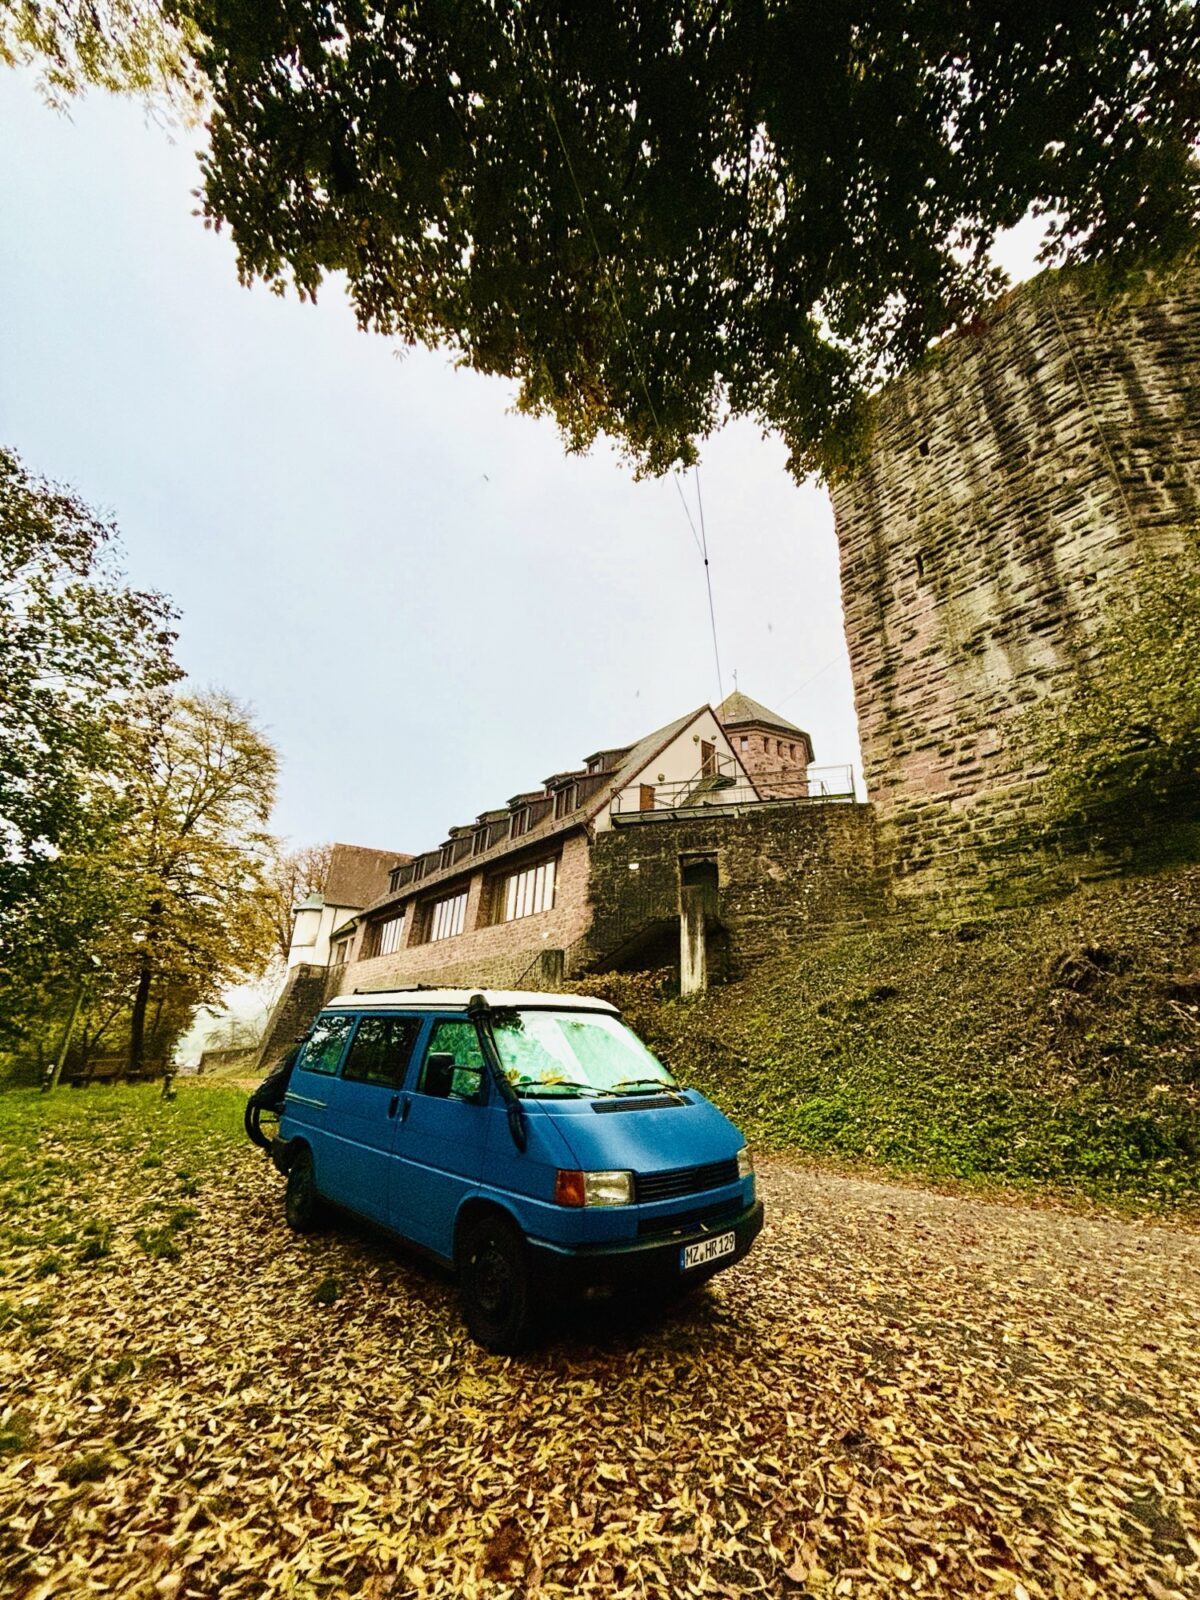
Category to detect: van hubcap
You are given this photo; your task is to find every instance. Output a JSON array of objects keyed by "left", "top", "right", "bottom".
[{"left": 473, "top": 1240, "right": 512, "bottom": 1317}]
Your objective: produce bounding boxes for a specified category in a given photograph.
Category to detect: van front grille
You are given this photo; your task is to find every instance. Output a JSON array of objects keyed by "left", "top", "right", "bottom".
[
  {"left": 637, "top": 1200, "right": 741, "bottom": 1240},
  {"left": 634, "top": 1158, "right": 739, "bottom": 1203}
]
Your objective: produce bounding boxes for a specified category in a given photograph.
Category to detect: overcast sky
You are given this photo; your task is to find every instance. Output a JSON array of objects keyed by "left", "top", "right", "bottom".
[{"left": 1, "top": 72, "right": 1038, "bottom": 862}]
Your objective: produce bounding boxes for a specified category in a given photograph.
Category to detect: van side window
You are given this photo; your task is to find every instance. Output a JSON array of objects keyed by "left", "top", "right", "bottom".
[
  {"left": 420, "top": 1020, "right": 485, "bottom": 1101},
  {"left": 298, "top": 1013, "right": 355, "bottom": 1076},
  {"left": 342, "top": 1016, "right": 422, "bottom": 1089}
]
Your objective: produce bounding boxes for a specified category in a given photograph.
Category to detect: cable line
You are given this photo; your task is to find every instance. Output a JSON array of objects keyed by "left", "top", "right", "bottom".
[
  {"left": 776, "top": 654, "right": 842, "bottom": 708},
  {"left": 693, "top": 464, "right": 724, "bottom": 706},
  {"left": 522, "top": 20, "right": 725, "bottom": 696}
]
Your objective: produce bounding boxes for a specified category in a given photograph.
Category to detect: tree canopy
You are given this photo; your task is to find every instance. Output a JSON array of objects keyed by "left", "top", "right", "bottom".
[
  {"left": 0, "top": 445, "right": 179, "bottom": 1000},
  {"left": 0, "top": 450, "right": 279, "bottom": 1079},
  {"left": 186, "top": 1, "right": 1200, "bottom": 478},
  {"left": 114, "top": 689, "right": 278, "bottom": 1074},
  {"left": 1, "top": 0, "right": 203, "bottom": 111}
]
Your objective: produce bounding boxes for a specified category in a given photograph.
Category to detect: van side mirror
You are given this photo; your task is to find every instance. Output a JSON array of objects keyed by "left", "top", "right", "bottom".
[
  {"left": 450, "top": 1064, "right": 484, "bottom": 1102},
  {"left": 425, "top": 1052, "right": 456, "bottom": 1098}
]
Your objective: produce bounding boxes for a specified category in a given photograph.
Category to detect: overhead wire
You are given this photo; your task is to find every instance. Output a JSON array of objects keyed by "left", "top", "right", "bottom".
[
  {"left": 776, "top": 654, "right": 842, "bottom": 708},
  {"left": 523, "top": 20, "right": 726, "bottom": 701},
  {"left": 692, "top": 464, "right": 724, "bottom": 705}
]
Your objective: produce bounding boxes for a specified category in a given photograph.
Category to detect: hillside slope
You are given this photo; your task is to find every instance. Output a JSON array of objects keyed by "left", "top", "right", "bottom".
[{"left": 580, "top": 866, "right": 1200, "bottom": 1210}]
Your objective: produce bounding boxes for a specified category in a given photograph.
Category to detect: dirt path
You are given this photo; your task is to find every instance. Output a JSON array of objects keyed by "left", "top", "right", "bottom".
[
  {"left": 2, "top": 1116, "right": 1198, "bottom": 1599},
  {"left": 755, "top": 1160, "right": 1200, "bottom": 1595}
]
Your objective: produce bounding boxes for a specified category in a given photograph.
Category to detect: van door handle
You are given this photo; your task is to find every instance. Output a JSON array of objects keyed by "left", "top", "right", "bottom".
[
  {"left": 388, "top": 1094, "right": 400, "bottom": 1119},
  {"left": 389, "top": 1094, "right": 411, "bottom": 1121}
]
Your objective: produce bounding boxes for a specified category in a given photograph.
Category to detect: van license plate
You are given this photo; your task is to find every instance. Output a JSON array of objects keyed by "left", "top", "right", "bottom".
[{"left": 680, "top": 1230, "right": 736, "bottom": 1271}]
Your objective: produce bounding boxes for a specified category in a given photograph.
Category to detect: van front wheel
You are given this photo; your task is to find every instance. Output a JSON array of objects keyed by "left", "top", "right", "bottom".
[{"left": 458, "top": 1215, "right": 532, "bottom": 1354}]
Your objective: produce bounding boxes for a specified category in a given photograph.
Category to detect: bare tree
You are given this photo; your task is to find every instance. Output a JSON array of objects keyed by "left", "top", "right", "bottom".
[{"left": 265, "top": 842, "right": 334, "bottom": 964}]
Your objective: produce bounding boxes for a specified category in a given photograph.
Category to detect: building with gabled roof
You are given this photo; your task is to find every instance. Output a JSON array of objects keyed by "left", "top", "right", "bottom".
[
  {"left": 326, "top": 702, "right": 761, "bottom": 992},
  {"left": 255, "top": 690, "right": 863, "bottom": 1065},
  {"left": 285, "top": 843, "right": 408, "bottom": 970}
]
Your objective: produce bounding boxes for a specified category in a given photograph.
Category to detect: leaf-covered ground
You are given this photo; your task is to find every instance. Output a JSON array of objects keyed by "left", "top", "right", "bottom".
[{"left": 1, "top": 1085, "right": 1197, "bottom": 1599}]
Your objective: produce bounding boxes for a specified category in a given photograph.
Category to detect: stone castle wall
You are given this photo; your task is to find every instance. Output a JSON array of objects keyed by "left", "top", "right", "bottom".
[
  {"left": 830, "top": 260, "right": 1200, "bottom": 906},
  {"left": 588, "top": 803, "right": 884, "bottom": 973},
  {"left": 254, "top": 963, "right": 330, "bottom": 1070}
]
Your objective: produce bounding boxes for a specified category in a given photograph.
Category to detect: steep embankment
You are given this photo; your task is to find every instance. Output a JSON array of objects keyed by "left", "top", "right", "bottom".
[{"left": 581, "top": 866, "right": 1200, "bottom": 1210}]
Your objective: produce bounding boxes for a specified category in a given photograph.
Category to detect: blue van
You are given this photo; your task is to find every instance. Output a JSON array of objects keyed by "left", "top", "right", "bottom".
[{"left": 262, "top": 988, "right": 763, "bottom": 1350}]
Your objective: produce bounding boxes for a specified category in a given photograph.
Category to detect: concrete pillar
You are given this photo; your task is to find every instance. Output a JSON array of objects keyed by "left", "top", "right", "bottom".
[
  {"left": 680, "top": 886, "right": 708, "bottom": 996},
  {"left": 679, "top": 857, "right": 719, "bottom": 996}
]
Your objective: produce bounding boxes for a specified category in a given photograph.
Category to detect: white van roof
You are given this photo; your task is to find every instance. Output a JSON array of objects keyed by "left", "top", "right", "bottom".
[{"left": 324, "top": 988, "right": 618, "bottom": 1014}]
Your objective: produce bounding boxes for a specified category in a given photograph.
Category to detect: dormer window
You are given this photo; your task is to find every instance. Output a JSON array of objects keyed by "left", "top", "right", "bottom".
[
  {"left": 554, "top": 785, "right": 574, "bottom": 818},
  {"left": 511, "top": 808, "right": 529, "bottom": 838}
]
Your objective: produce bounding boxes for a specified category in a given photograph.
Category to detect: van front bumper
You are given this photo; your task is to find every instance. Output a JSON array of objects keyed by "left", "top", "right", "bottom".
[{"left": 527, "top": 1198, "right": 764, "bottom": 1293}]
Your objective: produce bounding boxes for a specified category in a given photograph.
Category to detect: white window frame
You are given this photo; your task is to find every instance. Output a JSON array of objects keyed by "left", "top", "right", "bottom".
[
  {"left": 501, "top": 858, "right": 556, "bottom": 923},
  {"left": 429, "top": 891, "right": 468, "bottom": 942},
  {"left": 376, "top": 914, "right": 405, "bottom": 957}
]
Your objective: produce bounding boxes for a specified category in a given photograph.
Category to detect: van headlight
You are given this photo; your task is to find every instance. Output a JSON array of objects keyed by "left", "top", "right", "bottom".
[
  {"left": 736, "top": 1147, "right": 754, "bottom": 1181},
  {"left": 554, "top": 1169, "right": 634, "bottom": 1207}
]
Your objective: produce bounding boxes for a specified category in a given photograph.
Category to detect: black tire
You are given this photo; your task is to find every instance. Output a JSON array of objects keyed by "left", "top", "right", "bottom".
[
  {"left": 458, "top": 1214, "right": 533, "bottom": 1354},
  {"left": 244, "top": 1098, "right": 275, "bottom": 1153},
  {"left": 246, "top": 1047, "right": 301, "bottom": 1153},
  {"left": 284, "top": 1147, "right": 324, "bottom": 1233}
]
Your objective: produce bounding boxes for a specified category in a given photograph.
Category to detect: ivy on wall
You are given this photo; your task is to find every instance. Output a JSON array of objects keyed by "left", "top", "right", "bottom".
[{"left": 1010, "top": 533, "right": 1200, "bottom": 855}]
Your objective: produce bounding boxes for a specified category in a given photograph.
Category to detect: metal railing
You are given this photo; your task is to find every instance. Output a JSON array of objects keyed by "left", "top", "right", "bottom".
[
  {"left": 512, "top": 929, "right": 596, "bottom": 991},
  {"left": 610, "top": 762, "right": 856, "bottom": 817}
]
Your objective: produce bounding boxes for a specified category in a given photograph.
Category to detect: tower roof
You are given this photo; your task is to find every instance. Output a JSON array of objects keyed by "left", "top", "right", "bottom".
[{"left": 717, "top": 691, "right": 806, "bottom": 738}]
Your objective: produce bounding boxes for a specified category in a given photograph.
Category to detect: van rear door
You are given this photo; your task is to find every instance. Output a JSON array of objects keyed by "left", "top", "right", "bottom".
[
  {"left": 283, "top": 1011, "right": 356, "bottom": 1181},
  {"left": 321, "top": 1013, "right": 424, "bottom": 1225}
]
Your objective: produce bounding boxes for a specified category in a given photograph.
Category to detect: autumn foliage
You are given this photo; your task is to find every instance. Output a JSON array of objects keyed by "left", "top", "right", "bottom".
[{"left": 0, "top": 1084, "right": 1196, "bottom": 1598}]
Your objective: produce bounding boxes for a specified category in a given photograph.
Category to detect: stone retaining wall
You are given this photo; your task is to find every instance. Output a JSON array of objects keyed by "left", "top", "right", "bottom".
[{"left": 588, "top": 803, "right": 884, "bottom": 974}]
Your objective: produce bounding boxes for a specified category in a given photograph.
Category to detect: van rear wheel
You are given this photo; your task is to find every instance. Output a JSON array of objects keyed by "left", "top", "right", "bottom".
[
  {"left": 458, "top": 1214, "right": 532, "bottom": 1354},
  {"left": 284, "top": 1147, "right": 324, "bottom": 1233}
]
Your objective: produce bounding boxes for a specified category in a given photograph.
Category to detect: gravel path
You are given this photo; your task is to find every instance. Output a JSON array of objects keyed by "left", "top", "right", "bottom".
[{"left": 2, "top": 1117, "right": 1198, "bottom": 1600}]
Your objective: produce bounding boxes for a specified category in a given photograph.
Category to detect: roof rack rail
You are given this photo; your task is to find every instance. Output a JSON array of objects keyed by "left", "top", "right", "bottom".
[{"left": 351, "top": 984, "right": 436, "bottom": 995}]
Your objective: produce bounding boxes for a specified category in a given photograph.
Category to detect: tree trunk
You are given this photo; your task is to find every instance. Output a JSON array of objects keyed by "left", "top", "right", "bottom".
[
  {"left": 146, "top": 989, "right": 165, "bottom": 1062},
  {"left": 127, "top": 957, "right": 153, "bottom": 1079}
]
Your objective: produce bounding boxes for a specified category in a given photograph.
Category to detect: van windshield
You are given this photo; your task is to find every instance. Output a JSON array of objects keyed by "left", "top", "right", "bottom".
[{"left": 491, "top": 1009, "right": 677, "bottom": 1098}]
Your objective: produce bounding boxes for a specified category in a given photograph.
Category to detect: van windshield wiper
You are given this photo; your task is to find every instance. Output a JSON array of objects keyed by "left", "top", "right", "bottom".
[
  {"left": 515, "top": 1080, "right": 617, "bottom": 1098},
  {"left": 611, "top": 1077, "right": 677, "bottom": 1093}
]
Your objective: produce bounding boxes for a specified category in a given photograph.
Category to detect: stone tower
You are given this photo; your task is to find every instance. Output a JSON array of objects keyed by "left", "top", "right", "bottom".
[
  {"left": 829, "top": 259, "right": 1200, "bottom": 906},
  {"left": 717, "top": 691, "right": 814, "bottom": 800}
]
